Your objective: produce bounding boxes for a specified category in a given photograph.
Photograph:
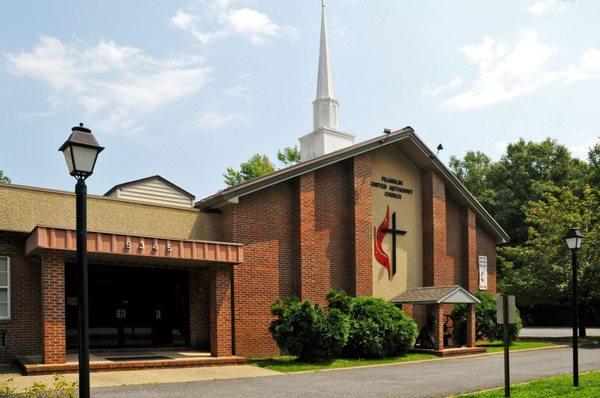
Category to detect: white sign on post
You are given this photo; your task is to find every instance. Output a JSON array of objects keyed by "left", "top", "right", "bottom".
[
  {"left": 478, "top": 255, "right": 488, "bottom": 290},
  {"left": 496, "top": 295, "right": 516, "bottom": 324}
]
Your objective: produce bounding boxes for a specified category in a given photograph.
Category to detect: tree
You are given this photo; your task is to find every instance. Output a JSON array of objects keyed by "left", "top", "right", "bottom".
[
  {"left": 0, "top": 170, "right": 10, "bottom": 184},
  {"left": 277, "top": 146, "right": 301, "bottom": 168},
  {"left": 449, "top": 151, "right": 495, "bottom": 210},
  {"left": 223, "top": 154, "right": 276, "bottom": 187},
  {"left": 450, "top": 139, "right": 587, "bottom": 244},
  {"left": 224, "top": 146, "right": 301, "bottom": 187},
  {"left": 501, "top": 185, "right": 600, "bottom": 336}
]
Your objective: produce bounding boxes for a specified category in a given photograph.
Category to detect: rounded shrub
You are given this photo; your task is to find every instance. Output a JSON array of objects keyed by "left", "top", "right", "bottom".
[
  {"left": 451, "top": 291, "right": 522, "bottom": 343},
  {"left": 269, "top": 297, "right": 349, "bottom": 361},
  {"left": 327, "top": 291, "right": 418, "bottom": 358}
]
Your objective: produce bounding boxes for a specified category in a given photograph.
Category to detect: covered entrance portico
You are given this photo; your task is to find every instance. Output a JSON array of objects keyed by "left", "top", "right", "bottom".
[
  {"left": 391, "top": 285, "right": 483, "bottom": 356},
  {"left": 23, "top": 226, "right": 244, "bottom": 369}
]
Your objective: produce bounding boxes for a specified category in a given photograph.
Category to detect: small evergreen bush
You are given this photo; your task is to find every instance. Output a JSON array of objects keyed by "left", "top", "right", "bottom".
[
  {"left": 327, "top": 290, "right": 418, "bottom": 358},
  {"left": 269, "top": 297, "right": 349, "bottom": 361},
  {"left": 451, "top": 291, "right": 522, "bottom": 343}
]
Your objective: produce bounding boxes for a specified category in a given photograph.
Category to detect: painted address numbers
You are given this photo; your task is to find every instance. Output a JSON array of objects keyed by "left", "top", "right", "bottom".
[{"left": 124, "top": 241, "right": 172, "bottom": 252}]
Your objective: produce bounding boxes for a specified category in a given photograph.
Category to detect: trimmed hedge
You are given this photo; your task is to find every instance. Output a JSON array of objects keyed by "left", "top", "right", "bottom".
[
  {"left": 327, "top": 291, "right": 418, "bottom": 358},
  {"left": 451, "top": 291, "right": 522, "bottom": 343},
  {"left": 269, "top": 297, "right": 349, "bottom": 361},
  {"left": 269, "top": 291, "right": 417, "bottom": 361}
]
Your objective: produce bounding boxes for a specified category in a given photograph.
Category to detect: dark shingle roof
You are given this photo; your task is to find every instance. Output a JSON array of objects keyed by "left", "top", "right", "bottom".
[{"left": 390, "top": 285, "right": 481, "bottom": 304}]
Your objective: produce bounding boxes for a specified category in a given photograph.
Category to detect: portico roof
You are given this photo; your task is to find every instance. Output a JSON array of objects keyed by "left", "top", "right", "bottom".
[
  {"left": 390, "top": 285, "right": 481, "bottom": 305},
  {"left": 25, "top": 226, "right": 243, "bottom": 265}
]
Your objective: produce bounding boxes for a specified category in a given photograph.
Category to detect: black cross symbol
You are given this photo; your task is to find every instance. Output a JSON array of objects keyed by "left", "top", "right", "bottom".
[{"left": 382, "top": 212, "right": 407, "bottom": 276}]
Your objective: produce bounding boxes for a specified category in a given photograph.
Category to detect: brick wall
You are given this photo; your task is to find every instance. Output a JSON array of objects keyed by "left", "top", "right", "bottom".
[
  {"left": 352, "top": 154, "right": 372, "bottom": 297},
  {"left": 41, "top": 250, "right": 66, "bottom": 364},
  {"left": 221, "top": 180, "right": 299, "bottom": 358},
  {"left": 477, "top": 224, "right": 497, "bottom": 294},
  {"left": 421, "top": 169, "right": 447, "bottom": 287},
  {"left": 209, "top": 265, "right": 233, "bottom": 357},
  {"left": 445, "top": 196, "right": 465, "bottom": 286},
  {"left": 0, "top": 232, "right": 42, "bottom": 363},
  {"left": 189, "top": 269, "right": 210, "bottom": 351}
]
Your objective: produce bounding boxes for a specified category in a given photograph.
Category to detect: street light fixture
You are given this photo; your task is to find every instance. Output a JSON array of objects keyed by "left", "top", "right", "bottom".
[
  {"left": 59, "top": 123, "right": 103, "bottom": 398},
  {"left": 564, "top": 227, "right": 584, "bottom": 388}
]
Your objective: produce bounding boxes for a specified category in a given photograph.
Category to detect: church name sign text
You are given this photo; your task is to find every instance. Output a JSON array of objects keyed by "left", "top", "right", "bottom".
[{"left": 371, "top": 176, "right": 414, "bottom": 200}]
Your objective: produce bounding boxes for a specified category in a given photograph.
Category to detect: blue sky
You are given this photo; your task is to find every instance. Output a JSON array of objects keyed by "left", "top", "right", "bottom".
[{"left": 1, "top": 0, "right": 599, "bottom": 199}]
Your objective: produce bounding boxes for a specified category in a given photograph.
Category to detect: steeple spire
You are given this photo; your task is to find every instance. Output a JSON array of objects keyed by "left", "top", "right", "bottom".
[
  {"left": 300, "top": 0, "right": 354, "bottom": 162},
  {"left": 313, "top": 0, "right": 339, "bottom": 131},
  {"left": 316, "top": 0, "right": 334, "bottom": 100}
]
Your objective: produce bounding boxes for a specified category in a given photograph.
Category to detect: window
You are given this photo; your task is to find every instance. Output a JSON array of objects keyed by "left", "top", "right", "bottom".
[
  {"left": 0, "top": 332, "right": 6, "bottom": 348},
  {"left": 0, "top": 257, "right": 9, "bottom": 320}
]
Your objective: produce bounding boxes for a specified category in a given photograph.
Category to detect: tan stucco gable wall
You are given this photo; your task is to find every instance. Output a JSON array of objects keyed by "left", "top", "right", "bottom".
[
  {"left": 370, "top": 145, "right": 423, "bottom": 301},
  {"left": 0, "top": 184, "right": 221, "bottom": 241}
]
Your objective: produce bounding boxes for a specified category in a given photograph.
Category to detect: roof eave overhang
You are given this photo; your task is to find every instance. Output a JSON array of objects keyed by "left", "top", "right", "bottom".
[{"left": 197, "top": 127, "right": 509, "bottom": 244}]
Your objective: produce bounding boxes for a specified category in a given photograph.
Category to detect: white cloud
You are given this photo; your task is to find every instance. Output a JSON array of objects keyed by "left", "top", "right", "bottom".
[
  {"left": 422, "top": 77, "right": 462, "bottom": 97},
  {"left": 4, "top": 36, "right": 210, "bottom": 133},
  {"left": 525, "top": 0, "right": 570, "bottom": 16},
  {"left": 196, "top": 111, "right": 238, "bottom": 128},
  {"left": 424, "top": 29, "right": 600, "bottom": 110},
  {"left": 170, "top": 1, "right": 296, "bottom": 45}
]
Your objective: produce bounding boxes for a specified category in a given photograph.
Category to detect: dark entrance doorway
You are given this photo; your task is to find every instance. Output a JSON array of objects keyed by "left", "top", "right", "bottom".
[{"left": 66, "top": 264, "right": 189, "bottom": 350}]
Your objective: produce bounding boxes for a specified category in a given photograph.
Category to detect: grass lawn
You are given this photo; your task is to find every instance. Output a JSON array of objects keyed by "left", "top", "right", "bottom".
[
  {"left": 249, "top": 352, "right": 438, "bottom": 373},
  {"left": 459, "top": 371, "right": 600, "bottom": 397},
  {"left": 477, "top": 339, "right": 559, "bottom": 353}
]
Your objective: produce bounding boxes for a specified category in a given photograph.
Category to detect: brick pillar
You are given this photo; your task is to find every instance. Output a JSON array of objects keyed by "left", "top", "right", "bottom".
[
  {"left": 299, "top": 172, "right": 326, "bottom": 305},
  {"left": 432, "top": 303, "right": 444, "bottom": 351},
  {"left": 422, "top": 169, "right": 447, "bottom": 287},
  {"left": 41, "top": 251, "right": 66, "bottom": 364},
  {"left": 466, "top": 303, "right": 477, "bottom": 347},
  {"left": 353, "top": 154, "right": 372, "bottom": 297},
  {"left": 463, "top": 207, "right": 478, "bottom": 292},
  {"left": 210, "top": 266, "right": 232, "bottom": 357},
  {"left": 189, "top": 269, "right": 210, "bottom": 351}
]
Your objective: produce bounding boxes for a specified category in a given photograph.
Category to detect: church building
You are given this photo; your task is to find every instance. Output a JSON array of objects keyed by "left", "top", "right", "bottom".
[{"left": 0, "top": 3, "right": 508, "bottom": 371}]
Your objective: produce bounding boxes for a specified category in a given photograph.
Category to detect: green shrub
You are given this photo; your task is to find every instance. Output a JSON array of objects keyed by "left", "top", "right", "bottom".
[
  {"left": 327, "top": 291, "right": 418, "bottom": 358},
  {"left": 269, "top": 297, "right": 349, "bottom": 361},
  {"left": 451, "top": 291, "right": 522, "bottom": 343}
]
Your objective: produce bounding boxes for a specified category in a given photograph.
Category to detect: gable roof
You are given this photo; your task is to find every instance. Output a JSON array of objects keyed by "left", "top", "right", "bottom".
[
  {"left": 390, "top": 285, "right": 481, "bottom": 304},
  {"left": 197, "top": 127, "right": 509, "bottom": 243},
  {"left": 105, "top": 175, "right": 195, "bottom": 200}
]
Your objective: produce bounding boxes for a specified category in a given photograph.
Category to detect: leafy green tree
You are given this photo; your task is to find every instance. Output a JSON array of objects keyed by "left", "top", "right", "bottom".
[
  {"left": 452, "top": 291, "right": 522, "bottom": 343},
  {"left": 588, "top": 141, "right": 600, "bottom": 189},
  {"left": 450, "top": 139, "right": 587, "bottom": 244},
  {"left": 224, "top": 146, "right": 301, "bottom": 187},
  {"left": 0, "top": 170, "right": 10, "bottom": 184},
  {"left": 277, "top": 146, "right": 301, "bottom": 168},
  {"left": 223, "top": 154, "right": 276, "bottom": 187},
  {"left": 500, "top": 185, "right": 600, "bottom": 336},
  {"left": 449, "top": 151, "right": 495, "bottom": 209}
]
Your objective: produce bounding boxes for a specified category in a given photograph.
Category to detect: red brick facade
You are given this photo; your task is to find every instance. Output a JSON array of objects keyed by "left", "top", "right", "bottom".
[{"left": 0, "top": 151, "right": 500, "bottom": 363}]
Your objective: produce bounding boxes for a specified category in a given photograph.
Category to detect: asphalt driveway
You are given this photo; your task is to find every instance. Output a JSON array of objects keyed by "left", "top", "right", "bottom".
[{"left": 93, "top": 346, "right": 600, "bottom": 398}]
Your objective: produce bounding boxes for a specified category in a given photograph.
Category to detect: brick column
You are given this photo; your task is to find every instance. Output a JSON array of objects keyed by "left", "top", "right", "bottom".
[
  {"left": 299, "top": 172, "right": 326, "bottom": 305},
  {"left": 463, "top": 207, "right": 478, "bottom": 292},
  {"left": 41, "top": 251, "right": 66, "bottom": 364},
  {"left": 189, "top": 269, "right": 210, "bottom": 351},
  {"left": 209, "top": 266, "right": 232, "bottom": 357},
  {"left": 422, "top": 169, "right": 447, "bottom": 286},
  {"left": 352, "top": 154, "right": 372, "bottom": 297},
  {"left": 432, "top": 303, "right": 444, "bottom": 351},
  {"left": 466, "top": 303, "right": 477, "bottom": 347}
]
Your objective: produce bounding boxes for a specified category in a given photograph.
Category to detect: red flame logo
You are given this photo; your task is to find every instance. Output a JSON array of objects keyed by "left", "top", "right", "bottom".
[{"left": 374, "top": 206, "right": 391, "bottom": 279}]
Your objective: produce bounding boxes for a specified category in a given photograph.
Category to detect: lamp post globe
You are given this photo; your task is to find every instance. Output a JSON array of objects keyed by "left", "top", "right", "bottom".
[
  {"left": 564, "top": 227, "right": 583, "bottom": 388},
  {"left": 59, "top": 123, "right": 103, "bottom": 398}
]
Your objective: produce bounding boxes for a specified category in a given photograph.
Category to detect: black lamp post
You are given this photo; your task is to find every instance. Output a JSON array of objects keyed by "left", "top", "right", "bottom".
[
  {"left": 564, "top": 227, "right": 584, "bottom": 388},
  {"left": 59, "top": 123, "right": 104, "bottom": 398}
]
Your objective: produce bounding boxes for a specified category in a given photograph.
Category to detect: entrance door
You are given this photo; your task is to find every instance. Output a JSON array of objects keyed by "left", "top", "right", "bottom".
[{"left": 66, "top": 264, "right": 189, "bottom": 350}]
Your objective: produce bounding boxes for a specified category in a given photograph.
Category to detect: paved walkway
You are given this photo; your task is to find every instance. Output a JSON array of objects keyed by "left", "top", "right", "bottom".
[
  {"left": 521, "top": 327, "right": 600, "bottom": 338},
  {"left": 93, "top": 346, "right": 600, "bottom": 398},
  {"left": 0, "top": 365, "right": 278, "bottom": 391}
]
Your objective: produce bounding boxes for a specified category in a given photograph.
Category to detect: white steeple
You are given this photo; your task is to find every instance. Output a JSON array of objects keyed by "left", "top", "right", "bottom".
[{"left": 299, "top": 0, "right": 355, "bottom": 162}]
